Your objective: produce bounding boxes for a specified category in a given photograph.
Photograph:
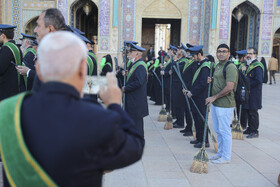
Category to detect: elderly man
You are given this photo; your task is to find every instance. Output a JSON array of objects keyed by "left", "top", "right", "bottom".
[
  {"left": 122, "top": 42, "right": 149, "bottom": 137},
  {"left": 0, "top": 31, "right": 144, "bottom": 186},
  {"left": 242, "top": 47, "right": 264, "bottom": 138}
]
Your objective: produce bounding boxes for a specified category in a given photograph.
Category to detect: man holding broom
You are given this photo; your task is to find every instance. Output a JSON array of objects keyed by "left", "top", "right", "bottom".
[{"left": 205, "top": 44, "right": 238, "bottom": 164}]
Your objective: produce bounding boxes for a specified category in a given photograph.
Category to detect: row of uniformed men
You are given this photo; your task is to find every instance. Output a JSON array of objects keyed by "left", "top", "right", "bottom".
[{"left": 145, "top": 43, "right": 264, "bottom": 147}]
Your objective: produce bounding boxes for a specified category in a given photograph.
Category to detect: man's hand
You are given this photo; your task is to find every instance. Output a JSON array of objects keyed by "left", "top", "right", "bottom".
[
  {"left": 160, "top": 70, "right": 164, "bottom": 75},
  {"left": 187, "top": 91, "right": 192, "bottom": 98},
  {"left": 121, "top": 86, "right": 125, "bottom": 93},
  {"left": 16, "top": 65, "right": 30, "bottom": 76},
  {"left": 169, "top": 70, "right": 173, "bottom": 75},
  {"left": 207, "top": 76, "right": 213, "bottom": 84},
  {"left": 182, "top": 88, "right": 188, "bottom": 95},
  {"left": 99, "top": 73, "right": 122, "bottom": 106},
  {"left": 242, "top": 66, "right": 247, "bottom": 72},
  {"left": 205, "top": 96, "right": 216, "bottom": 105}
]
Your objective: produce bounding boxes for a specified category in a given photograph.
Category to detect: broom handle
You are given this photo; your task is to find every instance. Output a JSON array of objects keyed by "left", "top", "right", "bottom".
[
  {"left": 238, "top": 104, "right": 242, "bottom": 122},
  {"left": 122, "top": 45, "right": 127, "bottom": 110},
  {"left": 202, "top": 62, "right": 214, "bottom": 148},
  {"left": 161, "top": 55, "right": 165, "bottom": 107},
  {"left": 169, "top": 56, "right": 173, "bottom": 114},
  {"left": 172, "top": 66, "right": 194, "bottom": 122}
]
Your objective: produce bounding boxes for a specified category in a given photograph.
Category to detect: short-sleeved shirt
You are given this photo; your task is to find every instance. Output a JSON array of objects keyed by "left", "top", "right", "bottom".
[{"left": 212, "top": 61, "right": 238, "bottom": 108}]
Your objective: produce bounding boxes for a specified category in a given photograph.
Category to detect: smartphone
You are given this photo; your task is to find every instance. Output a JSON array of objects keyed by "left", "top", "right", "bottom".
[
  {"left": 10, "top": 61, "right": 17, "bottom": 66},
  {"left": 82, "top": 76, "right": 107, "bottom": 94}
]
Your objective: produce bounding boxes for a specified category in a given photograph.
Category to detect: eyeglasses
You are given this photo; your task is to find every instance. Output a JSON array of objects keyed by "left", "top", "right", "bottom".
[
  {"left": 246, "top": 53, "right": 254, "bottom": 55},
  {"left": 216, "top": 50, "right": 229, "bottom": 54}
]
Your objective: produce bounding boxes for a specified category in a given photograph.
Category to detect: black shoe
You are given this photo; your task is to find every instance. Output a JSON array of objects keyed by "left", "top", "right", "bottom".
[
  {"left": 243, "top": 129, "right": 251, "bottom": 134},
  {"left": 269, "top": 83, "right": 272, "bottom": 85},
  {"left": 190, "top": 140, "right": 200, "bottom": 144},
  {"left": 194, "top": 142, "right": 210, "bottom": 148},
  {"left": 183, "top": 131, "right": 193, "bottom": 136},
  {"left": 180, "top": 129, "right": 187, "bottom": 133},
  {"left": 173, "top": 123, "right": 184, "bottom": 128},
  {"left": 247, "top": 132, "right": 259, "bottom": 138}
]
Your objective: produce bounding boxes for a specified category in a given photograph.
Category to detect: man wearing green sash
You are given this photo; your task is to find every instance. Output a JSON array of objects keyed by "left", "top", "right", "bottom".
[
  {"left": 122, "top": 42, "right": 149, "bottom": 137},
  {"left": 16, "top": 33, "right": 37, "bottom": 90},
  {"left": 0, "top": 31, "right": 144, "bottom": 187},
  {"left": 0, "top": 24, "right": 25, "bottom": 101},
  {"left": 186, "top": 45, "right": 210, "bottom": 148},
  {"left": 242, "top": 47, "right": 264, "bottom": 138}
]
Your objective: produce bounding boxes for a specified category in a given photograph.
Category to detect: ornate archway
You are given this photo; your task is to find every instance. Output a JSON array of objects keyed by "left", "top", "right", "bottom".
[
  {"left": 70, "top": 0, "right": 98, "bottom": 43},
  {"left": 230, "top": 1, "right": 260, "bottom": 54},
  {"left": 24, "top": 16, "right": 39, "bottom": 36}
]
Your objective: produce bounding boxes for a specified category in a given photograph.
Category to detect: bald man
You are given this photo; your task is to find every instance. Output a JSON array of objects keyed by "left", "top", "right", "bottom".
[{"left": 0, "top": 31, "right": 144, "bottom": 187}]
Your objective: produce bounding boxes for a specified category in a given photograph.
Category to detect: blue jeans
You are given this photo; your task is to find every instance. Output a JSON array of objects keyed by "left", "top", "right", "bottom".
[{"left": 211, "top": 104, "right": 234, "bottom": 160}]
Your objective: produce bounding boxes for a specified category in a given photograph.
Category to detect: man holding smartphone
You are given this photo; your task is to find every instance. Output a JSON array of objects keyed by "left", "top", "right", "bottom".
[{"left": 0, "top": 24, "right": 25, "bottom": 101}]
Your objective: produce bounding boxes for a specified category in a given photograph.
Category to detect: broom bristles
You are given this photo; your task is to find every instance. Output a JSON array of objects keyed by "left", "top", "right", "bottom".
[
  {"left": 231, "top": 123, "right": 244, "bottom": 140},
  {"left": 190, "top": 148, "right": 208, "bottom": 174},
  {"left": 164, "top": 114, "right": 173, "bottom": 130},
  {"left": 158, "top": 107, "right": 167, "bottom": 122},
  {"left": 232, "top": 122, "right": 244, "bottom": 140}
]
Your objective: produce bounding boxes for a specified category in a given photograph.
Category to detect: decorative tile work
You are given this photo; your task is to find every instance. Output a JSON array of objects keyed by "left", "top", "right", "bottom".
[
  {"left": 260, "top": 0, "right": 273, "bottom": 55},
  {"left": 12, "top": 0, "right": 22, "bottom": 43},
  {"left": 99, "top": 0, "right": 110, "bottom": 51},
  {"left": 248, "top": 11, "right": 254, "bottom": 48},
  {"left": 278, "top": 0, "right": 280, "bottom": 6},
  {"left": 254, "top": 14, "right": 260, "bottom": 48},
  {"left": 187, "top": 0, "right": 203, "bottom": 45},
  {"left": 58, "top": 0, "right": 68, "bottom": 23},
  {"left": 219, "top": 0, "right": 230, "bottom": 40},
  {"left": 22, "top": 2, "right": 55, "bottom": 9},
  {"left": 22, "top": 9, "right": 41, "bottom": 30},
  {"left": 120, "top": 0, "right": 136, "bottom": 48},
  {"left": 203, "top": 0, "right": 211, "bottom": 53},
  {"left": 276, "top": 8, "right": 280, "bottom": 15}
]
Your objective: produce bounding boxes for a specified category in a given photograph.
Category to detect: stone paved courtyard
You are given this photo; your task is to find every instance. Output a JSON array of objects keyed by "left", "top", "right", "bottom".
[{"left": 104, "top": 74, "right": 280, "bottom": 187}]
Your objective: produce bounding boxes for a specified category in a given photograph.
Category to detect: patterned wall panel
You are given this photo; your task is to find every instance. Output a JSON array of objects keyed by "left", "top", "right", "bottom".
[
  {"left": 187, "top": 0, "right": 203, "bottom": 45},
  {"left": 22, "top": 9, "right": 42, "bottom": 31},
  {"left": 248, "top": 11, "right": 254, "bottom": 47},
  {"left": 203, "top": 0, "right": 211, "bottom": 53},
  {"left": 12, "top": 0, "right": 22, "bottom": 42},
  {"left": 22, "top": 1, "right": 55, "bottom": 9},
  {"left": 219, "top": 0, "right": 230, "bottom": 43},
  {"left": 278, "top": 0, "right": 280, "bottom": 6},
  {"left": 120, "top": 0, "right": 136, "bottom": 48},
  {"left": 260, "top": 0, "right": 273, "bottom": 55},
  {"left": 99, "top": 0, "right": 110, "bottom": 51},
  {"left": 58, "top": 0, "right": 68, "bottom": 23}
]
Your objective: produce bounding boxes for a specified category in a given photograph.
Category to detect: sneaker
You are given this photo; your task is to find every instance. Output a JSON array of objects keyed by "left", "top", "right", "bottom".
[
  {"left": 246, "top": 132, "right": 259, "bottom": 138},
  {"left": 211, "top": 158, "right": 230, "bottom": 164},
  {"left": 209, "top": 154, "right": 221, "bottom": 160}
]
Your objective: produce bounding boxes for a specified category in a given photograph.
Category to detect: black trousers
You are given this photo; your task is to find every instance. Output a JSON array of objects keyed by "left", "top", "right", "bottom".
[
  {"left": 193, "top": 112, "right": 209, "bottom": 143},
  {"left": 241, "top": 109, "right": 259, "bottom": 133},
  {"left": 131, "top": 117, "right": 144, "bottom": 137}
]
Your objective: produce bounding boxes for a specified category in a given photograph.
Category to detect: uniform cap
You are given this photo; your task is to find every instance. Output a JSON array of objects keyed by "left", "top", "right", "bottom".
[
  {"left": 20, "top": 33, "right": 36, "bottom": 40},
  {"left": 0, "top": 24, "right": 16, "bottom": 31},
  {"left": 129, "top": 43, "right": 146, "bottom": 52}
]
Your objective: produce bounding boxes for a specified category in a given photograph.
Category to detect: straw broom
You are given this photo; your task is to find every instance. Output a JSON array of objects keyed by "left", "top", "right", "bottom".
[
  {"left": 232, "top": 105, "right": 244, "bottom": 140},
  {"left": 190, "top": 62, "right": 213, "bottom": 174}
]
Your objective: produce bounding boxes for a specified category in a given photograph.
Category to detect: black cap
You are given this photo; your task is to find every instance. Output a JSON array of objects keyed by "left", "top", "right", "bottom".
[
  {"left": 20, "top": 33, "right": 36, "bottom": 40},
  {"left": 0, "top": 24, "right": 16, "bottom": 32}
]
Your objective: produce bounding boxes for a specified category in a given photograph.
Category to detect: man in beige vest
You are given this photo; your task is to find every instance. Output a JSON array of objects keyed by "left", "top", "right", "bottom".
[{"left": 268, "top": 53, "right": 278, "bottom": 84}]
